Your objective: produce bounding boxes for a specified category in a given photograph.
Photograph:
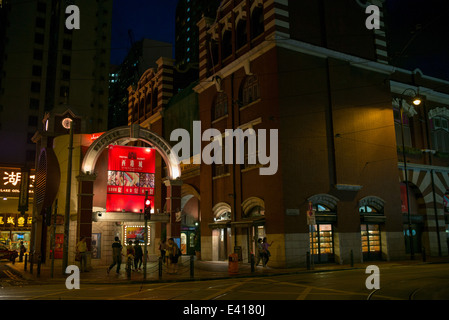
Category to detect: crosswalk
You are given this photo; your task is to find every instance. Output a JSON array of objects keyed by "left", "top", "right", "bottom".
[{"left": 0, "top": 266, "right": 27, "bottom": 287}]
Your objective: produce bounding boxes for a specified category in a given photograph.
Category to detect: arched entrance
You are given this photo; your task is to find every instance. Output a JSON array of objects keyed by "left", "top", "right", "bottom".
[
  {"left": 180, "top": 184, "right": 201, "bottom": 256},
  {"left": 77, "top": 124, "right": 182, "bottom": 256}
]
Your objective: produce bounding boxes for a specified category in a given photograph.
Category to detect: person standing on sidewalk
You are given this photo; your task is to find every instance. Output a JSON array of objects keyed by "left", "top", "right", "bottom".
[
  {"left": 262, "top": 237, "right": 274, "bottom": 267},
  {"left": 107, "top": 237, "right": 123, "bottom": 275},
  {"left": 167, "top": 238, "right": 180, "bottom": 274},
  {"left": 19, "top": 241, "right": 26, "bottom": 263},
  {"left": 133, "top": 241, "right": 143, "bottom": 271},
  {"left": 159, "top": 239, "right": 167, "bottom": 266},
  {"left": 76, "top": 237, "right": 88, "bottom": 272}
]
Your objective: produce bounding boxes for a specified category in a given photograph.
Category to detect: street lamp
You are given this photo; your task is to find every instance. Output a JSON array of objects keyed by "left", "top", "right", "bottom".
[
  {"left": 62, "top": 117, "right": 74, "bottom": 273},
  {"left": 399, "top": 88, "right": 421, "bottom": 260}
]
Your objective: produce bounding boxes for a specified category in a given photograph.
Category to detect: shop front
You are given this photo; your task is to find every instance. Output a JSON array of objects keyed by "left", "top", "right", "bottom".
[
  {"left": 359, "top": 199, "right": 386, "bottom": 261},
  {"left": 0, "top": 167, "right": 34, "bottom": 251},
  {"left": 0, "top": 213, "right": 32, "bottom": 251},
  {"left": 309, "top": 204, "right": 337, "bottom": 264}
]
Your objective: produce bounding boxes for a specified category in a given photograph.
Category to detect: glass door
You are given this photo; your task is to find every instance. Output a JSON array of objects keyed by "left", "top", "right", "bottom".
[
  {"left": 310, "top": 224, "right": 334, "bottom": 263},
  {"left": 361, "top": 224, "right": 381, "bottom": 260}
]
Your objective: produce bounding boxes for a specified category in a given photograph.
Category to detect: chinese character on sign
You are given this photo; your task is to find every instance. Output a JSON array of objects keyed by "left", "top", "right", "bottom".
[
  {"left": 29, "top": 175, "right": 35, "bottom": 188},
  {"left": 18, "top": 217, "right": 25, "bottom": 227},
  {"left": 27, "top": 217, "right": 32, "bottom": 225},
  {"left": 0, "top": 217, "right": 4, "bottom": 225},
  {"left": 3, "top": 171, "right": 21, "bottom": 186},
  {"left": 6, "top": 216, "right": 15, "bottom": 225}
]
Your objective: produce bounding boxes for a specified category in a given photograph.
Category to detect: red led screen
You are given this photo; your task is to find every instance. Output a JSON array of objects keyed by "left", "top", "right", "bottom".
[{"left": 106, "top": 145, "right": 155, "bottom": 213}]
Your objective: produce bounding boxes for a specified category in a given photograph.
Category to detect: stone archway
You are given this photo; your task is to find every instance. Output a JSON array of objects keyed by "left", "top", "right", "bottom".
[
  {"left": 77, "top": 124, "right": 183, "bottom": 250},
  {"left": 81, "top": 124, "right": 180, "bottom": 179}
]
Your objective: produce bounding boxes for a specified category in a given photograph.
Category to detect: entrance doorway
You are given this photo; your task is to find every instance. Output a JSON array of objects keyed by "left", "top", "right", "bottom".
[
  {"left": 212, "top": 227, "right": 231, "bottom": 261},
  {"left": 361, "top": 224, "right": 381, "bottom": 261},
  {"left": 310, "top": 224, "right": 335, "bottom": 263}
]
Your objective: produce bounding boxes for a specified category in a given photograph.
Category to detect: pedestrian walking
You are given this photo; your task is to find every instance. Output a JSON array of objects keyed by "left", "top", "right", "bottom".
[
  {"left": 76, "top": 237, "right": 88, "bottom": 272},
  {"left": 255, "top": 238, "right": 263, "bottom": 266},
  {"left": 19, "top": 241, "right": 26, "bottom": 263},
  {"left": 126, "top": 240, "right": 135, "bottom": 271},
  {"left": 107, "top": 236, "right": 123, "bottom": 274},
  {"left": 133, "top": 241, "right": 143, "bottom": 271},
  {"left": 262, "top": 237, "right": 274, "bottom": 267},
  {"left": 167, "top": 238, "right": 181, "bottom": 274},
  {"left": 159, "top": 239, "right": 167, "bottom": 266}
]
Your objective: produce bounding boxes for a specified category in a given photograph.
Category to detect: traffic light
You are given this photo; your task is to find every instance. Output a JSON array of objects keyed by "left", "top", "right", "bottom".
[{"left": 144, "top": 198, "right": 151, "bottom": 220}]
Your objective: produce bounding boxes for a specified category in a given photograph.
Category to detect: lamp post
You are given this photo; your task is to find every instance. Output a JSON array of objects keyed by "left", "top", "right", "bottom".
[
  {"left": 62, "top": 118, "right": 74, "bottom": 273},
  {"left": 399, "top": 89, "right": 421, "bottom": 260}
]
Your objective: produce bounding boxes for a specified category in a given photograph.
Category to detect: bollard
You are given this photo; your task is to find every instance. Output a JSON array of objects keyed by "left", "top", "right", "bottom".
[
  {"left": 190, "top": 255, "right": 194, "bottom": 279},
  {"left": 250, "top": 253, "right": 255, "bottom": 273},
  {"left": 24, "top": 254, "right": 28, "bottom": 271},
  {"left": 306, "top": 251, "right": 311, "bottom": 270},
  {"left": 126, "top": 259, "right": 131, "bottom": 280},
  {"left": 37, "top": 255, "right": 41, "bottom": 277},
  {"left": 158, "top": 256, "right": 163, "bottom": 280},
  {"left": 29, "top": 252, "right": 33, "bottom": 274},
  {"left": 350, "top": 249, "right": 354, "bottom": 267}
]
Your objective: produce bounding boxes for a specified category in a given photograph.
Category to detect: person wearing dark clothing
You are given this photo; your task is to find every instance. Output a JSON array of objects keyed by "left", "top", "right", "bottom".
[
  {"left": 19, "top": 241, "right": 26, "bottom": 262},
  {"left": 107, "top": 237, "right": 123, "bottom": 274},
  {"left": 262, "top": 237, "right": 274, "bottom": 267},
  {"left": 134, "top": 241, "right": 143, "bottom": 271}
]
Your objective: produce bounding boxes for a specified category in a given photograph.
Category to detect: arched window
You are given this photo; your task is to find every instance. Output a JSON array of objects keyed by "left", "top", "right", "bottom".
[
  {"left": 236, "top": 19, "right": 247, "bottom": 50},
  {"left": 359, "top": 205, "right": 379, "bottom": 214},
  {"left": 145, "top": 92, "right": 151, "bottom": 115},
  {"left": 212, "top": 202, "right": 232, "bottom": 222},
  {"left": 431, "top": 116, "right": 449, "bottom": 152},
  {"left": 222, "top": 29, "right": 232, "bottom": 59},
  {"left": 250, "top": 6, "right": 264, "bottom": 40},
  {"left": 152, "top": 87, "right": 159, "bottom": 110},
  {"left": 241, "top": 75, "right": 260, "bottom": 106},
  {"left": 213, "top": 92, "right": 228, "bottom": 120},
  {"left": 358, "top": 196, "right": 385, "bottom": 261},
  {"left": 247, "top": 205, "right": 264, "bottom": 217}
]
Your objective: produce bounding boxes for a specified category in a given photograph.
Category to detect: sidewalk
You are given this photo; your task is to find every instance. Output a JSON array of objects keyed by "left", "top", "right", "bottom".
[{"left": 7, "top": 255, "right": 449, "bottom": 285}]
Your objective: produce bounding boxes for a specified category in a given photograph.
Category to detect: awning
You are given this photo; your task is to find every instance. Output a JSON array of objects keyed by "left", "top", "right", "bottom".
[
  {"left": 230, "top": 217, "right": 265, "bottom": 228},
  {"left": 361, "top": 215, "right": 386, "bottom": 223},
  {"left": 208, "top": 220, "right": 231, "bottom": 229}
]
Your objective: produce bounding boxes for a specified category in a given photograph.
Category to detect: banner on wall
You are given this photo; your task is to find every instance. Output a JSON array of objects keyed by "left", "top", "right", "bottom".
[
  {"left": 106, "top": 145, "right": 155, "bottom": 213},
  {"left": 400, "top": 184, "right": 408, "bottom": 213}
]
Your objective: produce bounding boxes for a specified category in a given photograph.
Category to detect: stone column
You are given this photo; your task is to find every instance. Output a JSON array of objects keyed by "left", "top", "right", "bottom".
[
  {"left": 76, "top": 172, "right": 96, "bottom": 268},
  {"left": 164, "top": 179, "right": 183, "bottom": 239}
]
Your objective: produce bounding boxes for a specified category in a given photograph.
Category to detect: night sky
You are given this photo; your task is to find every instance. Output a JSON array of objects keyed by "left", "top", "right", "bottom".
[
  {"left": 110, "top": 0, "right": 178, "bottom": 65},
  {"left": 110, "top": 0, "right": 449, "bottom": 80}
]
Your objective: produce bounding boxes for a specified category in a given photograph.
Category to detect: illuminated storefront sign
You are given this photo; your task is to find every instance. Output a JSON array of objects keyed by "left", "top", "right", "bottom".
[
  {"left": 106, "top": 145, "right": 155, "bottom": 213},
  {"left": 124, "top": 225, "right": 150, "bottom": 245},
  {"left": 0, "top": 213, "right": 32, "bottom": 229},
  {"left": 0, "top": 169, "right": 35, "bottom": 197}
]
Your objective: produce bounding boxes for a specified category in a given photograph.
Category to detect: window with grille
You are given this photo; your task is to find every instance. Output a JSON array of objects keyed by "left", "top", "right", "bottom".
[
  {"left": 431, "top": 116, "right": 449, "bottom": 153},
  {"left": 241, "top": 75, "right": 260, "bottom": 106},
  {"left": 213, "top": 92, "right": 228, "bottom": 120}
]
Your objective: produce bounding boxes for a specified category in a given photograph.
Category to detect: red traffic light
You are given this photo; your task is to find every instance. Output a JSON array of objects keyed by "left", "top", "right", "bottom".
[{"left": 144, "top": 198, "right": 152, "bottom": 220}]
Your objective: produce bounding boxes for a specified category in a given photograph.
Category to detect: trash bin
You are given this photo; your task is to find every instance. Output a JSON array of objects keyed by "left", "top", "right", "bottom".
[{"left": 228, "top": 253, "right": 239, "bottom": 274}]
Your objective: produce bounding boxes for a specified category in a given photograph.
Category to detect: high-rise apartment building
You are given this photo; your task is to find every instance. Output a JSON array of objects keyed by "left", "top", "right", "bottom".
[
  {"left": 0, "top": 0, "right": 113, "bottom": 168},
  {"left": 175, "top": 0, "right": 221, "bottom": 68},
  {"left": 108, "top": 38, "right": 173, "bottom": 130}
]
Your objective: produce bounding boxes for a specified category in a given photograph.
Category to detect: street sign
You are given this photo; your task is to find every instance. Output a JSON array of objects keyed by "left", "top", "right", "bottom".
[{"left": 307, "top": 201, "right": 316, "bottom": 225}]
